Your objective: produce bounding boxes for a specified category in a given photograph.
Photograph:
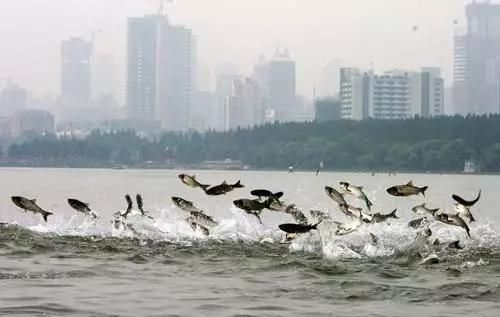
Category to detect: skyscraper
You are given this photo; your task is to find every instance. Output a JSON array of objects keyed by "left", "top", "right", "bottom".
[
  {"left": 453, "top": 2, "right": 500, "bottom": 115},
  {"left": 126, "top": 15, "right": 194, "bottom": 131},
  {"left": 60, "top": 37, "right": 92, "bottom": 106},
  {"left": 268, "top": 50, "right": 296, "bottom": 122}
]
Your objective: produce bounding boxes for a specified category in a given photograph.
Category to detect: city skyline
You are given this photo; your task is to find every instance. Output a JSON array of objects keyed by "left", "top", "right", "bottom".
[{"left": 0, "top": 0, "right": 469, "bottom": 100}]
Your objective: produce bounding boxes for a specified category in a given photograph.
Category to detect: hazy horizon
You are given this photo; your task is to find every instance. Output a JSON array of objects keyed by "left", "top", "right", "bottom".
[{"left": 0, "top": 0, "right": 472, "bottom": 102}]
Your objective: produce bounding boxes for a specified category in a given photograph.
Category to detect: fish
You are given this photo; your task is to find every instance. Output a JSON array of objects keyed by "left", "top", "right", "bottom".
[
  {"left": 408, "top": 217, "right": 427, "bottom": 229},
  {"left": 11, "top": 196, "right": 53, "bottom": 222},
  {"left": 268, "top": 199, "right": 289, "bottom": 212},
  {"left": 185, "top": 216, "right": 210, "bottom": 236},
  {"left": 370, "top": 209, "right": 398, "bottom": 223},
  {"left": 414, "top": 228, "right": 433, "bottom": 245},
  {"left": 172, "top": 197, "right": 203, "bottom": 213},
  {"left": 284, "top": 205, "right": 309, "bottom": 225},
  {"left": 411, "top": 203, "right": 439, "bottom": 217},
  {"left": 334, "top": 217, "right": 362, "bottom": 236},
  {"left": 453, "top": 203, "right": 475, "bottom": 223},
  {"left": 279, "top": 221, "right": 322, "bottom": 234},
  {"left": 189, "top": 211, "right": 218, "bottom": 227},
  {"left": 339, "top": 182, "right": 373, "bottom": 210},
  {"left": 452, "top": 190, "right": 481, "bottom": 207},
  {"left": 309, "top": 210, "right": 331, "bottom": 222},
  {"left": 233, "top": 198, "right": 270, "bottom": 224},
  {"left": 67, "top": 198, "right": 98, "bottom": 219},
  {"left": 386, "top": 181, "right": 428, "bottom": 197},
  {"left": 452, "top": 190, "right": 481, "bottom": 223},
  {"left": 136, "top": 194, "right": 154, "bottom": 219},
  {"left": 324, "top": 186, "right": 348, "bottom": 207},
  {"left": 339, "top": 204, "right": 372, "bottom": 223},
  {"left": 178, "top": 174, "right": 210, "bottom": 190},
  {"left": 435, "top": 213, "right": 471, "bottom": 238},
  {"left": 250, "top": 189, "right": 284, "bottom": 201},
  {"left": 114, "top": 194, "right": 133, "bottom": 219},
  {"left": 205, "top": 180, "right": 244, "bottom": 196}
]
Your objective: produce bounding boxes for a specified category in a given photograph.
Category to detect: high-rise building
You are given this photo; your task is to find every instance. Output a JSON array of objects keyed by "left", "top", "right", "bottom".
[
  {"left": 225, "top": 77, "right": 264, "bottom": 130},
  {"left": 61, "top": 37, "right": 92, "bottom": 106},
  {"left": 0, "top": 83, "right": 27, "bottom": 117},
  {"left": 453, "top": 2, "right": 500, "bottom": 115},
  {"left": 268, "top": 50, "right": 296, "bottom": 122},
  {"left": 215, "top": 73, "right": 239, "bottom": 131},
  {"left": 126, "top": 15, "right": 194, "bottom": 131},
  {"left": 340, "top": 68, "right": 444, "bottom": 120}
]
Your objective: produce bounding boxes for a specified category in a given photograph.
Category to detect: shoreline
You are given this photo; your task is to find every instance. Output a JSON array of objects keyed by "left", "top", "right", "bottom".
[{"left": 0, "top": 164, "right": 496, "bottom": 176}]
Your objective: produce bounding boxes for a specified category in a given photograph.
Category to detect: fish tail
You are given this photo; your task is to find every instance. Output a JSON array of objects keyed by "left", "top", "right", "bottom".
[
  {"left": 42, "top": 211, "right": 53, "bottom": 223},
  {"left": 199, "top": 183, "right": 210, "bottom": 191},
  {"left": 233, "top": 180, "right": 244, "bottom": 188},
  {"left": 420, "top": 186, "right": 428, "bottom": 196},
  {"left": 390, "top": 209, "right": 398, "bottom": 219},
  {"left": 464, "top": 223, "right": 471, "bottom": 238}
]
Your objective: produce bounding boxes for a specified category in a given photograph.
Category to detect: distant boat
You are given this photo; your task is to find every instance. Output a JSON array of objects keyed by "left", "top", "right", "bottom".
[
  {"left": 288, "top": 166, "right": 294, "bottom": 173},
  {"left": 111, "top": 165, "right": 127, "bottom": 170}
]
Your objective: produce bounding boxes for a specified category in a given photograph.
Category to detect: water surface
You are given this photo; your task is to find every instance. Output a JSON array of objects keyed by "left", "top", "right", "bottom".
[{"left": 0, "top": 168, "right": 499, "bottom": 316}]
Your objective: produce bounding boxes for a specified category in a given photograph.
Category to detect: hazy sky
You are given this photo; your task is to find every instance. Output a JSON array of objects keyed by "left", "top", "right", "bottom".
[{"left": 0, "top": 0, "right": 472, "bottom": 101}]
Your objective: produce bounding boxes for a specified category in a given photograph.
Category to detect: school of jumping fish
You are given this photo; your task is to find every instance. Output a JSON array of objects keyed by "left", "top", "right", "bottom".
[{"left": 7, "top": 173, "right": 481, "bottom": 246}]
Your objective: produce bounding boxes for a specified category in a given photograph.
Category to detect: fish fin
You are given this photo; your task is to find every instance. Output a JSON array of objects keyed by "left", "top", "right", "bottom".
[
  {"left": 390, "top": 209, "right": 398, "bottom": 219},
  {"left": 30, "top": 199, "right": 37, "bottom": 204},
  {"left": 420, "top": 186, "right": 428, "bottom": 196},
  {"left": 312, "top": 220, "right": 323, "bottom": 229},
  {"left": 407, "top": 180, "right": 413, "bottom": 186},
  {"left": 199, "top": 184, "right": 210, "bottom": 191},
  {"left": 470, "top": 213, "right": 476, "bottom": 223},
  {"left": 42, "top": 211, "right": 53, "bottom": 223},
  {"left": 366, "top": 198, "right": 373, "bottom": 211},
  {"left": 431, "top": 208, "right": 439, "bottom": 216},
  {"left": 222, "top": 181, "right": 228, "bottom": 185},
  {"left": 192, "top": 175, "right": 196, "bottom": 179},
  {"left": 433, "top": 239, "right": 440, "bottom": 246}
]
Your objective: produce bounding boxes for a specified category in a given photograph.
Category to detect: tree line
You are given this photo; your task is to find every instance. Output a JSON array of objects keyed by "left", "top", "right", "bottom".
[{"left": 6, "top": 115, "right": 500, "bottom": 172}]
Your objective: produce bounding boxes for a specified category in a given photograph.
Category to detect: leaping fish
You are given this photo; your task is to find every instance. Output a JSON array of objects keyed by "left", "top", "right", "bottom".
[
  {"left": 435, "top": 213, "right": 471, "bottom": 238},
  {"left": 386, "top": 181, "right": 428, "bottom": 197},
  {"left": 136, "top": 194, "right": 154, "bottom": 219},
  {"left": 452, "top": 190, "right": 481, "bottom": 223},
  {"left": 178, "top": 174, "right": 210, "bottom": 191},
  {"left": 205, "top": 180, "right": 244, "bottom": 196},
  {"left": 67, "top": 198, "right": 98, "bottom": 219},
  {"left": 340, "top": 182, "right": 373, "bottom": 211},
  {"left": 11, "top": 196, "right": 53, "bottom": 222}
]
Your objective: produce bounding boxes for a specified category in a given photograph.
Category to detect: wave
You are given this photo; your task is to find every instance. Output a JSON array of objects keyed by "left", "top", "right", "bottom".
[{"left": 1, "top": 205, "right": 500, "bottom": 267}]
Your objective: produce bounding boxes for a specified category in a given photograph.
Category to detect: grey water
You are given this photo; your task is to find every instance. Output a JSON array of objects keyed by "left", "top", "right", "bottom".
[{"left": 1, "top": 168, "right": 500, "bottom": 316}]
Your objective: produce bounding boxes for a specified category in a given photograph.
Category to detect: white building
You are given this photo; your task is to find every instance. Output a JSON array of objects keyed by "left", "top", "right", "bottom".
[{"left": 340, "top": 68, "right": 444, "bottom": 120}]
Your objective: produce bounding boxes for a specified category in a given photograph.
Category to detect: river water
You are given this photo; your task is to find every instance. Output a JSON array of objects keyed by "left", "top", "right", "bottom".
[{"left": 0, "top": 168, "right": 499, "bottom": 316}]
